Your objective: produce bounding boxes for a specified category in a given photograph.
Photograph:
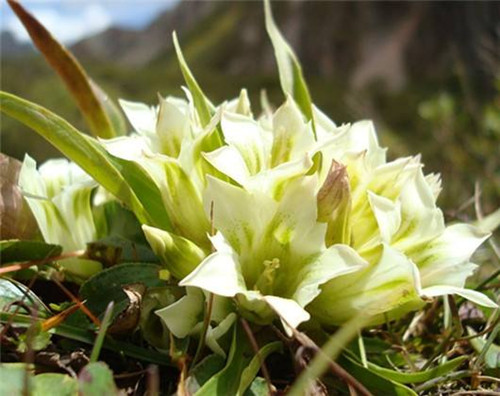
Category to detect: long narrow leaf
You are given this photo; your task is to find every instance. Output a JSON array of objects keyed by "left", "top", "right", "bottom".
[
  {"left": 90, "top": 302, "right": 114, "bottom": 363},
  {"left": 0, "top": 92, "right": 152, "bottom": 226},
  {"left": 7, "top": 0, "right": 125, "bottom": 138},
  {"left": 264, "top": 0, "right": 315, "bottom": 131},
  {"left": 365, "top": 356, "right": 467, "bottom": 384},
  {"left": 172, "top": 31, "right": 214, "bottom": 128}
]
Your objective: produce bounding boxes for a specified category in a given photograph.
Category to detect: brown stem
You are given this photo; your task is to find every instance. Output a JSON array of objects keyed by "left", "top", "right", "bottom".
[
  {"left": 293, "top": 330, "right": 372, "bottom": 396},
  {"left": 241, "top": 318, "right": 274, "bottom": 395},
  {"left": 0, "top": 250, "right": 84, "bottom": 275}
]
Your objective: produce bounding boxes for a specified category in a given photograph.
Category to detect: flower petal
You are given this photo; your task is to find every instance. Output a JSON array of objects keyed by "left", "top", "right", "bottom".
[
  {"left": 421, "top": 285, "right": 497, "bottom": 308},
  {"left": 308, "top": 244, "right": 422, "bottom": 325},
  {"left": 203, "top": 146, "right": 250, "bottom": 185},
  {"left": 292, "top": 244, "right": 367, "bottom": 308},
  {"left": 221, "top": 110, "right": 269, "bottom": 175},
  {"left": 264, "top": 295, "right": 310, "bottom": 334},
  {"left": 155, "top": 287, "right": 204, "bottom": 338},
  {"left": 368, "top": 191, "right": 401, "bottom": 243},
  {"left": 119, "top": 99, "right": 157, "bottom": 135},
  {"left": 271, "top": 97, "right": 315, "bottom": 167},
  {"left": 415, "top": 224, "right": 490, "bottom": 288},
  {"left": 179, "top": 249, "right": 247, "bottom": 297}
]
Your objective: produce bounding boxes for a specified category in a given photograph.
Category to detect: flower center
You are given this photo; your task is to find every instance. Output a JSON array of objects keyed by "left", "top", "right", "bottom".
[{"left": 253, "top": 258, "right": 280, "bottom": 295}]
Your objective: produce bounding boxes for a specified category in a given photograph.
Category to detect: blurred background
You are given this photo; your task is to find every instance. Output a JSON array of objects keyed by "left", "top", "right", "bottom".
[{"left": 1, "top": 0, "right": 499, "bottom": 212}]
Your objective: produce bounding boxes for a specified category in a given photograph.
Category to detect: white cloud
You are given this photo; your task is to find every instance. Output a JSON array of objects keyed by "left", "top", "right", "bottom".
[{"left": 5, "top": 3, "right": 112, "bottom": 45}]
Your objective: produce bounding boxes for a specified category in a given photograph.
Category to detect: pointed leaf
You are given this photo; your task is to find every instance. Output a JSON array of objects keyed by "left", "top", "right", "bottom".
[
  {"left": 196, "top": 323, "right": 253, "bottom": 396},
  {"left": 0, "top": 92, "right": 154, "bottom": 226},
  {"left": 365, "top": 355, "right": 468, "bottom": 384},
  {"left": 264, "top": 0, "right": 314, "bottom": 130},
  {"left": 7, "top": 0, "right": 123, "bottom": 138},
  {"left": 338, "top": 354, "right": 417, "bottom": 395},
  {"left": 238, "top": 341, "right": 283, "bottom": 395},
  {"left": 0, "top": 240, "right": 61, "bottom": 264},
  {"left": 172, "top": 32, "right": 214, "bottom": 128}
]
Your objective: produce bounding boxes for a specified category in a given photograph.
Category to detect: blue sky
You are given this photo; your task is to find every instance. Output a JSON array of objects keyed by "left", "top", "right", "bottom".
[{"left": 1, "top": 0, "right": 179, "bottom": 44}]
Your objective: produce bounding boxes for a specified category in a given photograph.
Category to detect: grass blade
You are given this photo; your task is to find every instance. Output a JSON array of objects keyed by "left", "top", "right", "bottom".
[
  {"left": 287, "top": 313, "right": 372, "bottom": 396},
  {"left": 90, "top": 301, "right": 114, "bottom": 363}
]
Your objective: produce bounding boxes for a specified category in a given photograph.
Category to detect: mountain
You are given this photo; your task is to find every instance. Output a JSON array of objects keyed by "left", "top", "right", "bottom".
[
  {"left": 70, "top": 0, "right": 499, "bottom": 97},
  {"left": 0, "top": 31, "right": 33, "bottom": 57},
  {"left": 71, "top": 1, "right": 218, "bottom": 66}
]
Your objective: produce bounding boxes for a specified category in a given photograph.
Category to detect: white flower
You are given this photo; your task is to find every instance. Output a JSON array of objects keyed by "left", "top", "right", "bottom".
[{"left": 18, "top": 155, "right": 102, "bottom": 278}]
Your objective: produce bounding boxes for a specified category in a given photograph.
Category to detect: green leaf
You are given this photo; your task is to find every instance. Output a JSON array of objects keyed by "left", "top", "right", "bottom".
[
  {"left": 0, "top": 240, "right": 62, "bottom": 264},
  {"left": 108, "top": 155, "right": 172, "bottom": 231},
  {"left": 78, "top": 362, "right": 118, "bottom": 396},
  {"left": 7, "top": 0, "right": 124, "bottom": 138},
  {"left": 86, "top": 236, "right": 159, "bottom": 268},
  {"left": 238, "top": 341, "right": 282, "bottom": 395},
  {"left": 32, "top": 373, "right": 78, "bottom": 396},
  {"left": 93, "top": 201, "right": 146, "bottom": 243},
  {"left": 468, "top": 327, "right": 500, "bottom": 368},
  {"left": 338, "top": 354, "right": 417, "bottom": 396},
  {"left": 0, "top": 278, "right": 50, "bottom": 316},
  {"left": 90, "top": 302, "right": 114, "bottom": 363},
  {"left": 186, "top": 354, "right": 226, "bottom": 393},
  {"left": 0, "top": 92, "right": 154, "bottom": 227},
  {"left": 263, "top": 0, "right": 315, "bottom": 130},
  {"left": 0, "top": 363, "right": 33, "bottom": 395},
  {"left": 244, "top": 377, "right": 269, "bottom": 396},
  {"left": 79, "top": 263, "right": 164, "bottom": 322},
  {"left": 195, "top": 323, "right": 253, "bottom": 395},
  {"left": 17, "top": 323, "right": 52, "bottom": 352},
  {"left": 172, "top": 31, "right": 214, "bottom": 128},
  {"left": 365, "top": 355, "right": 468, "bottom": 384}
]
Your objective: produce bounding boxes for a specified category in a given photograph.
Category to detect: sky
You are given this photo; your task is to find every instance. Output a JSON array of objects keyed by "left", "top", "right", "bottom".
[{"left": 1, "top": 0, "right": 179, "bottom": 45}]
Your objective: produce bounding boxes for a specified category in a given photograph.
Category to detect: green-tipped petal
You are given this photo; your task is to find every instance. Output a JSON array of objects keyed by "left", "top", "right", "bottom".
[
  {"left": 142, "top": 156, "right": 210, "bottom": 249},
  {"left": 142, "top": 225, "right": 206, "bottom": 280},
  {"left": 203, "top": 146, "right": 250, "bottom": 185},
  {"left": 271, "top": 97, "right": 315, "bottom": 167},
  {"left": 156, "top": 96, "right": 191, "bottom": 158},
  {"left": 415, "top": 224, "right": 490, "bottom": 288},
  {"left": 220, "top": 110, "right": 269, "bottom": 175},
  {"left": 19, "top": 155, "right": 97, "bottom": 252},
  {"left": 309, "top": 244, "right": 422, "bottom": 325},
  {"left": 292, "top": 245, "right": 367, "bottom": 308}
]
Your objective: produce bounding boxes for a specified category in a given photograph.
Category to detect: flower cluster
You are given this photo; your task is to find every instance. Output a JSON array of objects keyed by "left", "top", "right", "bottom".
[
  {"left": 98, "top": 89, "right": 495, "bottom": 334},
  {"left": 17, "top": 1, "right": 496, "bottom": 344}
]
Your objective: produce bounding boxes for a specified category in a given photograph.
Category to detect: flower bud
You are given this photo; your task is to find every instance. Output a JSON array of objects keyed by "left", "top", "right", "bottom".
[
  {"left": 317, "top": 160, "right": 351, "bottom": 245},
  {"left": 142, "top": 225, "right": 207, "bottom": 280}
]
